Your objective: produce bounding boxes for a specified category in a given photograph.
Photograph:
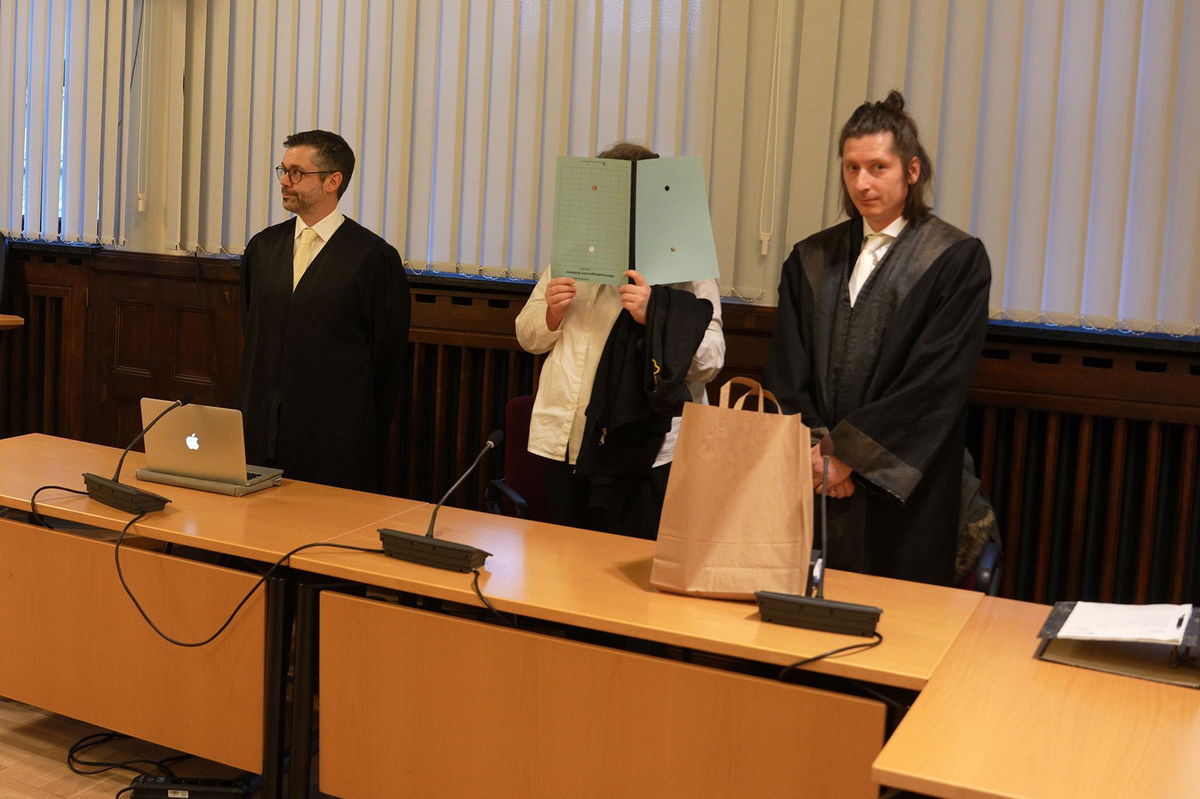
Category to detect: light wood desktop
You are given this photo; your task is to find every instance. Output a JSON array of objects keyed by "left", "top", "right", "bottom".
[
  {"left": 872, "top": 596, "right": 1200, "bottom": 798},
  {"left": 0, "top": 314, "right": 23, "bottom": 330},
  {"left": 0, "top": 433, "right": 423, "bottom": 559}
]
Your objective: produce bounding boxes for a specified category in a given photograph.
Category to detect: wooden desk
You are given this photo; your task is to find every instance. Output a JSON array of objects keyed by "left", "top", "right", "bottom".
[
  {"left": 872, "top": 596, "right": 1200, "bottom": 798},
  {"left": 291, "top": 505, "right": 984, "bottom": 798},
  {"left": 0, "top": 314, "right": 23, "bottom": 330},
  {"left": 294, "top": 504, "right": 983, "bottom": 689},
  {"left": 0, "top": 434, "right": 422, "bottom": 795}
]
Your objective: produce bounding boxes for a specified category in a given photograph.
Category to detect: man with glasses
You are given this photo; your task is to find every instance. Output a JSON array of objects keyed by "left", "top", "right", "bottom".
[{"left": 238, "top": 130, "right": 409, "bottom": 492}]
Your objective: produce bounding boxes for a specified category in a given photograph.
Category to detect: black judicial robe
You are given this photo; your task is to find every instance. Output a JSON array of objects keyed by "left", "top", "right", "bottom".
[
  {"left": 764, "top": 214, "right": 990, "bottom": 585},
  {"left": 238, "top": 217, "right": 410, "bottom": 492}
]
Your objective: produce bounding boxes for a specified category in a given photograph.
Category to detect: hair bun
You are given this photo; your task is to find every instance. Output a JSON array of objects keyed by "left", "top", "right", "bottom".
[{"left": 883, "top": 90, "right": 906, "bottom": 111}]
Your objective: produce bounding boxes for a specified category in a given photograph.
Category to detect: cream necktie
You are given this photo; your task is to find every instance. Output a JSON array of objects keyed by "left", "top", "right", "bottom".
[
  {"left": 848, "top": 232, "right": 889, "bottom": 306},
  {"left": 293, "top": 226, "right": 319, "bottom": 289}
]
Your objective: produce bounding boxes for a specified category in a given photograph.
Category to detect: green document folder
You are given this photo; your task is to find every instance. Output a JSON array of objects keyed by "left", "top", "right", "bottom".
[{"left": 551, "top": 155, "right": 719, "bottom": 285}]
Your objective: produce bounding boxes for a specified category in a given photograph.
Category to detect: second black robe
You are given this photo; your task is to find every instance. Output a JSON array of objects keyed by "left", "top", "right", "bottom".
[{"left": 765, "top": 214, "right": 990, "bottom": 585}]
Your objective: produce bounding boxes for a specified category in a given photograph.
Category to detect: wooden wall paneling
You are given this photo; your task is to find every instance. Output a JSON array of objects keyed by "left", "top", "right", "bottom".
[
  {"left": 1001, "top": 409, "right": 1028, "bottom": 597},
  {"left": 403, "top": 280, "right": 539, "bottom": 504},
  {"left": 1099, "top": 419, "right": 1129, "bottom": 601},
  {"left": 1173, "top": 427, "right": 1198, "bottom": 599},
  {"left": 1033, "top": 412, "right": 1061, "bottom": 602},
  {"left": 383, "top": 373, "right": 412, "bottom": 498},
  {"left": 480, "top": 348, "right": 499, "bottom": 497},
  {"left": 476, "top": 346, "right": 517, "bottom": 503},
  {"left": 0, "top": 249, "right": 89, "bottom": 439},
  {"left": 976, "top": 405, "right": 998, "bottom": 499},
  {"left": 431, "top": 343, "right": 451, "bottom": 493},
  {"left": 718, "top": 301, "right": 774, "bottom": 390},
  {"left": 405, "top": 343, "right": 434, "bottom": 500},
  {"left": 1135, "top": 422, "right": 1163, "bottom": 602},
  {"left": 85, "top": 252, "right": 240, "bottom": 447},
  {"left": 1066, "top": 416, "right": 1094, "bottom": 599},
  {"left": 451, "top": 346, "right": 472, "bottom": 505},
  {"left": 36, "top": 298, "right": 58, "bottom": 428},
  {"left": 970, "top": 340, "right": 1200, "bottom": 425}
]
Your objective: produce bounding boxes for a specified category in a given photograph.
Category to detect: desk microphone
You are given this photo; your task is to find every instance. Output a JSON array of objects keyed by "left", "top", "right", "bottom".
[
  {"left": 379, "top": 430, "right": 500, "bottom": 571},
  {"left": 755, "top": 434, "right": 882, "bottom": 637},
  {"left": 82, "top": 395, "right": 193, "bottom": 514}
]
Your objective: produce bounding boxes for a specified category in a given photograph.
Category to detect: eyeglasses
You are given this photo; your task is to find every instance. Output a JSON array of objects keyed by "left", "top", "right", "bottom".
[{"left": 275, "top": 165, "right": 333, "bottom": 183}]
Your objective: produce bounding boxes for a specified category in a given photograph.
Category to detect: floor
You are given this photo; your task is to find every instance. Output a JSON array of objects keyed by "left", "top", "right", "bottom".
[{"left": 0, "top": 697, "right": 257, "bottom": 798}]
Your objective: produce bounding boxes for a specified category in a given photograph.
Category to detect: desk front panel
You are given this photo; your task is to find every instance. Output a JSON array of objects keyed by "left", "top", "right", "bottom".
[
  {"left": 872, "top": 596, "right": 1200, "bottom": 798},
  {"left": 0, "top": 517, "right": 265, "bottom": 771},
  {"left": 320, "top": 592, "right": 885, "bottom": 799}
]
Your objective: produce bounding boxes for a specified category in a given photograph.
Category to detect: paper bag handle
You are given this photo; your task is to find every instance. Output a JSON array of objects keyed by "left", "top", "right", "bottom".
[{"left": 718, "top": 377, "right": 781, "bottom": 414}]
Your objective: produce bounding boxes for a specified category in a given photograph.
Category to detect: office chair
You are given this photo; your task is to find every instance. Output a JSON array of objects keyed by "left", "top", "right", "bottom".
[
  {"left": 484, "top": 395, "right": 549, "bottom": 521},
  {"left": 956, "top": 504, "right": 1002, "bottom": 595},
  {"left": 974, "top": 538, "right": 1003, "bottom": 596}
]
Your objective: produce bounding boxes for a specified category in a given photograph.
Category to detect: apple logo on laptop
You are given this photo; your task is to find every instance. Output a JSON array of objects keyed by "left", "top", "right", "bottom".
[{"left": 185, "top": 432, "right": 200, "bottom": 451}]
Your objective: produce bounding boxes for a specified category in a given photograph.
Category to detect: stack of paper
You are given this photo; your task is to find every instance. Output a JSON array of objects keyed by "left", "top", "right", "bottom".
[{"left": 1036, "top": 601, "right": 1199, "bottom": 688}]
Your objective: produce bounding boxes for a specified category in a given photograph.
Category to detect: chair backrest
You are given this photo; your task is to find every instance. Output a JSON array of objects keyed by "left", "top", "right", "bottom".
[{"left": 498, "top": 395, "right": 549, "bottom": 521}]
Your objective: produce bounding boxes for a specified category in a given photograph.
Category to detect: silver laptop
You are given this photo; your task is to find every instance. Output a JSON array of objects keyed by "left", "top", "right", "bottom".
[{"left": 135, "top": 398, "right": 283, "bottom": 496}]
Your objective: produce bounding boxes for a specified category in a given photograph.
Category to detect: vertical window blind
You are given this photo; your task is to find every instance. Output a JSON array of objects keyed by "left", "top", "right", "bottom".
[
  {"left": 1, "top": 0, "right": 1196, "bottom": 335},
  {"left": 2, "top": 0, "right": 128, "bottom": 244}
]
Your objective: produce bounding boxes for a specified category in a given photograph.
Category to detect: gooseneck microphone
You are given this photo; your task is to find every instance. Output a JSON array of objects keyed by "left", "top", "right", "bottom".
[
  {"left": 423, "top": 429, "right": 503, "bottom": 538},
  {"left": 379, "top": 430, "right": 502, "bottom": 571},
  {"left": 755, "top": 434, "right": 882, "bottom": 637},
  {"left": 815, "top": 435, "right": 834, "bottom": 600},
  {"left": 83, "top": 395, "right": 193, "bottom": 514}
]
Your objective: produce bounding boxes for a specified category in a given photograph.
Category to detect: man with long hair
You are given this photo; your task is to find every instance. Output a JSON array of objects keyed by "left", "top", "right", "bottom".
[{"left": 765, "top": 92, "right": 990, "bottom": 585}]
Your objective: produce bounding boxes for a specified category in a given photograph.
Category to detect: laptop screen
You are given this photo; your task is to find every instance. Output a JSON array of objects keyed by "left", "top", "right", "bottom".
[{"left": 140, "top": 398, "right": 252, "bottom": 485}]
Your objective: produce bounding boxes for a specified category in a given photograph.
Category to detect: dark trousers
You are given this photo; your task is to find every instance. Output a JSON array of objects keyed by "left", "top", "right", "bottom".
[{"left": 543, "top": 458, "right": 671, "bottom": 540}]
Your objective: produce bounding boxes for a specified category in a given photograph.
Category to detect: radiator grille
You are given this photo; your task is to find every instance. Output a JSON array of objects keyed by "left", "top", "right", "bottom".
[{"left": 969, "top": 408, "right": 1200, "bottom": 604}]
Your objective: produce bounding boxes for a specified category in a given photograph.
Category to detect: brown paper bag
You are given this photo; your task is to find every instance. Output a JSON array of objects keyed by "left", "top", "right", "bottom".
[{"left": 650, "top": 377, "right": 812, "bottom": 599}]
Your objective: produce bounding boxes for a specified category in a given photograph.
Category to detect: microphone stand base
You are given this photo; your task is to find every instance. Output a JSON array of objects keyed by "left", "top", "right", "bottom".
[
  {"left": 82, "top": 473, "right": 170, "bottom": 514},
  {"left": 755, "top": 591, "right": 881, "bottom": 637},
  {"left": 379, "top": 528, "right": 491, "bottom": 572}
]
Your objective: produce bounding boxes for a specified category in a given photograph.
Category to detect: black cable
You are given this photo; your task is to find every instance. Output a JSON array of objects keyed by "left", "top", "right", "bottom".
[
  {"left": 68, "top": 732, "right": 138, "bottom": 776},
  {"left": 67, "top": 731, "right": 191, "bottom": 778},
  {"left": 115, "top": 529, "right": 384, "bottom": 647},
  {"left": 843, "top": 677, "right": 910, "bottom": 712},
  {"left": 29, "top": 484, "right": 89, "bottom": 529},
  {"left": 777, "top": 632, "right": 885, "bottom": 680},
  {"left": 471, "top": 568, "right": 517, "bottom": 627}
]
